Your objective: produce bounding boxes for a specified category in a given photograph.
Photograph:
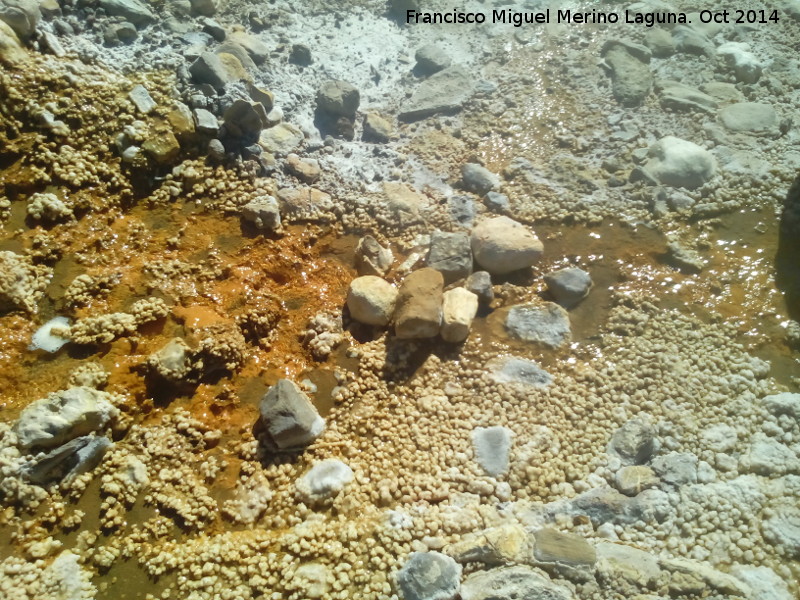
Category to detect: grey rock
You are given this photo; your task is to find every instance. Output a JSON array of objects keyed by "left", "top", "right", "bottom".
[
  {"left": 394, "top": 268, "right": 443, "bottom": 339},
  {"left": 355, "top": 235, "right": 393, "bottom": 277},
  {"left": 488, "top": 356, "right": 552, "bottom": 389},
  {"left": 644, "top": 136, "right": 716, "bottom": 189},
  {"left": 426, "top": 231, "right": 472, "bottom": 284},
  {"left": 397, "top": 551, "right": 461, "bottom": 600},
  {"left": 472, "top": 426, "right": 512, "bottom": 477},
  {"left": 465, "top": 271, "right": 493, "bottom": 305},
  {"left": 0, "top": 0, "right": 40, "bottom": 39},
  {"left": 544, "top": 267, "right": 592, "bottom": 309},
  {"left": 572, "top": 486, "right": 637, "bottom": 526},
  {"left": 316, "top": 80, "right": 360, "bottom": 117},
  {"left": 399, "top": 65, "right": 474, "bottom": 121},
  {"left": 666, "top": 240, "right": 704, "bottom": 273},
  {"left": 741, "top": 436, "right": 799, "bottom": 475},
  {"left": 461, "top": 163, "right": 500, "bottom": 195},
  {"left": 215, "top": 41, "right": 256, "bottom": 72},
  {"left": 207, "top": 138, "right": 225, "bottom": 162},
  {"left": 98, "top": 0, "right": 155, "bottom": 26},
  {"left": 415, "top": 44, "right": 451, "bottom": 75},
  {"left": 657, "top": 81, "right": 717, "bottom": 113},
  {"left": 672, "top": 25, "right": 713, "bottom": 56},
  {"left": 484, "top": 191, "right": 509, "bottom": 213},
  {"left": 190, "top": 52, "right": 230, "bottom": 88},
  {"left": 601, "top": 39, "right": 651, "bottom": 63},
  {"left": 363, "top": 113, "right": 392, "bottom": 143},
  {"left": 609, "top": 416, "right": 655, "bottom": 465},
  {"left": 199, "top": 16, "right": 225, "bottom": 41},
  {"left": 732, "top": 566, "right": 793, "bottom": 600},
  {"left": 505, "top": 302, "right": 571, "bottom": 349},
  {"left": 259, "top": 379, "right": 325, "bottom": 450},
  {"left": 644, "top": 28, "right": 674, "bottom": 57},
  {"left": 128, "top": 84, "right": 156, "bottom": 115},
  {"left": 719, "top": 102, "right": 778, "bottom": 134},
  {"left": 651, "top": 451, "right": 698, "bottom": 485},
  {"left": 14, "top": 387, "right": 119, "bottom": 450},
  {"left": 289, "top": 43, "right": 312, "bottom": 66},
  {"left": 666, "top": 191, "right": 695, "bottom": 212},
  {"left": 20, "top": 435, "right": 112, "bottom": 485},
  {"left": 228, "top": 30, "right": 268, "bottom": 64},
  {"left": 460, "top": 566, "right": 575, "bottom": 600},
  {"left": 448, "top": 195, "right": 475, "bottom": 228},
  {"left": 471, "top": 216, "right": 543, "bottom": 275},
  {"left": 193, "top": 108, "right": 219, "bottom": 135},
  {"left": 189, "top": 0, "right": 216, "bottom": 16},
  {"left": 602, "top": 44, "right": 652, "bottom": 107},
  {"left": 717, "top": 42, "right": 762, "bottom": 83},
  {"left": 40, "top": 30, "right": 65, "bottom": 56},
  {"left": 241, "top": 195, "right": 281, "bottom": 231},
  {"left": 595, "top": 542, "right": 664, "bottom": 590},
  {"left": 701, "top": 81, "right": 745, "bottom": 103}
]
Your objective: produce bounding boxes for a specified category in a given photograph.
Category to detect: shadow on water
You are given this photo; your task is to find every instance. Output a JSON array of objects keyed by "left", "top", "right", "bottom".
[{"left": 776, "top": 172, "right": 800, "bottom": 321}]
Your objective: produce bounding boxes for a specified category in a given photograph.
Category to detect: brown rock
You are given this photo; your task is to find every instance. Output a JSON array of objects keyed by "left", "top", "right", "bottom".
[
  {"left": 533, "top": 528, "right": 596, "bottom": 567},
  {"left": 394, "top": 268, "right": 443, "bottom": 339},
  {"left": 285, "top": 153, "right": 321, "bottom": 183}
]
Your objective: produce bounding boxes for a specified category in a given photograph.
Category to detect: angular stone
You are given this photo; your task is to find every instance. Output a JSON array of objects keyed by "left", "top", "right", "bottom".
[
  {"left": 644, "top": 136, "right": 716, "bottom": 189},
  {"left": 285, "top": 153, "right": 321, "bottom": 183},
  {"left": 142, "top": 128, "right": 180, "bottom": 165},
  {"left": 651, "top": 451, "right": 698, "bottom": 485},
  {"left": 276, "top": 187, "right": 333, "bottom": 221},
  {"left": 193, "top": 108, "right": 219, "bottom": 135},
  {"left": 465, "top": 271, "right": 493, "bottom": 305},
  {"left": 447, "top": 524, "right": 531, "bottom": 565},
  {"left": 399, "top": 65, "right": 474, "bottom": 121},
  {"left": 346, "top": 276, "right": 398, "bottom": 327},
  {"left": 394, "top": 268, "right": 443, "bottom": 339},
  {"left": 657, "top": 81, "right": 717, "bottom": 113},
  {"left": 672, "top": 25, "right": 713, "bottom": 56},
  {"left": 228, "top": 30, "right": 269, "bottom": 64},
  {"left": 533, "top": 528, "right": 596, "bottom": 567},
  {"left": 148, "top": 337, "right": 192, "bottom": 382},
  {"left": 415, "top": 44, "right": 451, "bottom": 75},
  {"left": 189, "top": 52, "right": 230, "bottom": 88},
  {"left": 427, "top": 231, "right": 472, "bottom": 284},
  {"left": 223, "top": 99, "right": 264, "bottom": 141},
  {"left": 258, "top": 123, "right": 304, "bottom": 155},
  {"left": 259, "top": 379, "right": 324, "bottom": 450},
  {"left": 472, "top": 426, "right": 512, "bottom": 477},
  {"left": 460, "top": 566, "right": 575, "bottom": 600},
  {"left": 717, "top": 42, "right": 762, "bottom": 83},
  {"left": 505, "top": 302, "right": 571, "bottom": 349},
  {"left": 544, "top": 267, "right": 592, "bottom": 309},
  {"left": 166, "top": 102, "right": 195, "bottom": 138},
  {"left": 383, "top": 182, "right": 425, "bottom": 227},
  {"left": 98, "top": 0, "right": 154, "bottom": 26},
  {"left": 355, "top": 235, "right": 393, "bottom": 277},
  {"left": 20, "top": 434, "right": 112, "bottom": 485},
  {"left": 363, "top": 113, "right": 393, "bottom": 143},
  {"left": 595, "top": 542, "right": 664, "bottom": 590},
  {"left": 14, "top": 387, "right": 119, "bottom": 450},
  {"left": 440, "top": 288, "right": 478, "bottom": 343},
  {"left": 609, "top": 416, "right": 655, "bottom": 465},
  {"left": 316, "top": 80, "right": 360, "bottom": 117},
  {"left": 615, "top": 465, "right": 659, "bottom": 496},
  {"left": 471, "top": 217, "right": 543, "bottom": 275},
  {"left": 397, "top": 551, "right": 461, "bottom": 600},
  {"left": 128, "top": 84, "right": 156, "bottom": 114}
]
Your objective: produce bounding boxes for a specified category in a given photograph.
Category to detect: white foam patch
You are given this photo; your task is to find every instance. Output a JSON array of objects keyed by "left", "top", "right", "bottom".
[{"left": 29, "top": 316, "right": 71, "bottom": 352}]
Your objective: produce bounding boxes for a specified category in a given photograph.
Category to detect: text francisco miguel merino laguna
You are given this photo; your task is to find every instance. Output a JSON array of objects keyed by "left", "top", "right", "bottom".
[{"left": 406, "top": 8, "right": 692, "bottom": 27}]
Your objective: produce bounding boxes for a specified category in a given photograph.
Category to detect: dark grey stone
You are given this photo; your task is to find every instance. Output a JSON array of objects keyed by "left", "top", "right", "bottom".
[
  {"left": 20, "top": 435, "right": 112, "bottom": 485},
  {"left": 397, "top": 551, "right": 461, "bottom": 600},
  {"left": 465, "top": 271, "right": 493, "bottom": 305},
  {"left": 427, "top": 231, "right": 472, "bottom": 284},
  {"left": 544, "top": 267, "right": 592, "bottom": 309}
]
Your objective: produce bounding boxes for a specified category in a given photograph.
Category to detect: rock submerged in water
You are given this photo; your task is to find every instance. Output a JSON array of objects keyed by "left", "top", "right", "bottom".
[
  {"left": 471, "top": 216, "right": 543, "bottom": 275},
  {"left": 355, "top": 235, "right": 393, "bottom": 277},
  {"left": 259, "top": 379, "right": 324, "bottom": 450},
  {"left": 505, "top": 302, "right": 571, "bottom": 349}
]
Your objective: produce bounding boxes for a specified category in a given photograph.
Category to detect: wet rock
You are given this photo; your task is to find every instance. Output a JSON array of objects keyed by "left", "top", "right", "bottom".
[
  {"left": 615, "top": 465, "right": 659, "bottom": 496},
  {"left": 193, "top": 108, "right": 219, "bottom": 136},
  {"left": 461, "top": 163, "right": 500, "bottom": 195},
  {"left": 399, "top": 65, "right": 474, "bottom": 121},
  {"left": 644, "top": 28, "right": 674, "bottom": 57},
  {"left": 148, "top": 338, "right": 192, "bottom": 383},
  {"left": 505, "top": 302, "right": 571, "bottom": 349},
  {"left": 544, "top": 267, "right": 592, "bottom": 309},
  {"left": 223, "top": 99, "right": 265, "bottom": 141},
  {"left": 488, "top": 356, "right": 552, "bottom": 389},
  {"left": 447, "top": 524, "right": 531, "bottom": 565},
  {"left": 259, "top": 379, "right": 324, "bottom": 450},
  {"left": 285, "top": 153, "right": 320, "bottom": 183},
  {"left": 472, "top": 426, "right": 512, "bottom": 477},
  {"left": 532, "top": 528, "right": 596, "bottom": 567},
  {"left": 258, "top": 122, "right": 304, "bottom": 155},
  {"left": 289, "top": 43, "right": 312, "bottom": 66},
  {"left": 465, "top": 271, "right": 493, "bottom": 305},
  {"left": 363, "top": 113, "right": 393, "bottom": 143},
  {"left": 394, "top": 268, "right": 444, "bottom": 339},
  {"left": 20, "top": 435, "right": 112, "bottom": 485},
  {"left": 415, "top": 44, "right": 451, "bottom": 75},
  {"left": 295, "top": 459, "right": 354, "bottom": 504},
  {"left": 0, "top": 0, "right": 40, "bottom": 39},
  {"left": 14, "top": 387, "right": 119, "bottom": 450},
  {"left": 346, "top": 276, "right": 398, "bottom": 327},
  {"left": 643, "top": 136, "right": 716, "bottom": 189},
  {"left": 666, "top": 240, "right": 704, "bottom": 273},
  {"left": 657, "top": 81, "right": 717, "bottom": 113},
  {"left": 426, "top": 231, "right": 472, "bottom": 284},
  {"left": 719, "top": 102, "right": 778, "bottom": 134},
  {"left": 440, "top": 288, "right": 478, "bottom": 343},
  {"left": 241, "top": 195, "right": 281, "bottom": 231},
  {"left": 27, "top": 192, "right": 72, "bottom": 222},
  {"left": 601, "top": 43, "right": 652, "bottom": 107},
  {"left": 672, "top": 25, "right": 713, "bottom": 55},
  {"left": 98, "top": 0, "right": 154, "bottom": 26},
  {"left": 396, "top": 551, "right": 461, "bottom": 600},
  {"left": 142, "top": 128, "right": 181, "bottom": 165},
  {"left": 355, "top": 235, "right": 393, "bottom": 277},
  {"left": 471, "top": 216, "right": 543, "bottom": 275},
  {"left": 460, "top": 566, "right": 575, "bottom": 600},
  {"left": 128, "top": 84, "right": 155, "bottom": 115},
  {"left": 190, "top": 51, "right": 231, "bottom": 88},
  {"left": 717, "top": 42, "right": 762, "bottom": 83},
  {"left": 609, "top": 416, "right": 655, "bottom": 465},
  {"left": 316, "top": 80, "right": 360, "bottom": 117}
]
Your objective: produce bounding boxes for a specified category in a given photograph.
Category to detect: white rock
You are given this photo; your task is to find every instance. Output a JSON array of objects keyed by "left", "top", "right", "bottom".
[
  {"left": 644, "top": 136, "right": 716, "bottom": 189},
  {"left": 295, "top": 459, "right": 354, "bottom": 504},
  {"left": 29, "top": 316, "right": 70, "bottom": 352},
  {"left": 440, "top": 288, "right": 478, "bottom": 343},
  {"left": 470, "top": 216, "right": 543, "bottom": 274},
  {"left": 731, "top": 565, "right": 793, "bottom": 600},
  {"left": 719, "top": 102, "right": 778, "bottom": 134},
  {"left": 294, "top": 563, "right": 330, "bottom": 599},
  {"left": 241, "top": 195, "right": 281, "bottom": 231},
  {"left": 472, "top": 426, "right": 513, "bottom": 477},
  {"left": 717, "top": 42, "right": 762, "bottom": 83},
  {"left": 346, "top": 276, "right": 398, "bottom": 326}
]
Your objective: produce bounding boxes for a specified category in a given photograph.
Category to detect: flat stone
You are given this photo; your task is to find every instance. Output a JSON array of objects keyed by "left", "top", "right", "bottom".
[
  {"left": 98, "top": 0, "right": 154, "bottom": 25},
  {"left": 701, "top": 81, "right": 745, "bottom": 103},
  {"left": 533, "top": 528, "right": 596, "bottom": 567},
  {"left": 20, "top": 434, "right": 112, "bottom": 485},
  {"left": 763, "top": 392, "right": 800, "bottom": 418},
  {"left": 460, "top": 566, "right": 575, "bottom": 600},
  {"left": 275, "top": 187, "right": 333, "bottom": 221},
  {"left": 644, "top": 136, "right": 716, "bottom": 189},
  {"left": 440, "top": 287, "right": 478, "bottom": 343},
  {"left": 142, "top": 128, "right": 181, "bottom": 165},
  {"left": 488, "top": 356, "right": 552, "bottom": 389},
  {"left": 193, "top": 108, "right": 219, "bottom": 135},
  {"left": 447, "top": 524, "right": 531, "bottom": 565},
  {"left": 657, "top": 81, "right": 717, "bottom": 113},
  {"left": 660, "top": 557, "right": 752, "bottom": 596},
  {"left": 285, "top": 153, "right": 321, "bottom": 183},
  {"left": 505, "top": 302, "right": 571, "bottom": 349},
  {"left": 615, "top": 465, "right": 659, "bottom": 496},
  {"left": 471, "top": 216, "right": 543, "bottom": 275},
  {"left": 427, "top": 231, "right": 472, "bottom": 284},
  {"left": 731, "top": 566, "right": 792, "bottom": 600},
  {"left": 397, "top": 551, "right": 461, "bottom": 600},
  {"left": 719, "top": 102, "right": 778, "bottom": 134},
  {"left": 544, "top": 267, "right": 592, "bottom": 308},
  {"left": 741, "top": 436, "right": 799, "bottom": 475},
  {"left": 394, "top": 268, "right": 443, "bottom": 339},
  {"left": 128, "top": 84, "right": 156, "bottom": 114},
  {"left": 651, "top": 451, "right": 698, "bottom": 485},
  {"left": 399, "top": 65, "right": 474, "bottom": 121},
  {"left": 346, "top": 276, "right": 398, "bottom": 327},
  {"left": 472, "top": 426, "right": 512, "bottom": 477},
  {"left": 595, "top": 542, "right": 664, "bottom": 591},
  {"left": 259, "top": 379, "right": 324, "bottom": 450},
  {"left": 383, "top": 182, "right": 426, "bottom": 227}
]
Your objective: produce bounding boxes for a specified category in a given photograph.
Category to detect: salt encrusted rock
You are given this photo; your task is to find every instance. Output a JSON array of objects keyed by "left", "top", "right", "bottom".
[
  {"left": 68, "top": 297, "right": 168, "bottom": 344},
  {"left": 488, "top": 356, "right": 552, "bottom": 388},
  {"left": 396, "top": 551, "right": 461, "bottom": 600},
  {"left": 0, "top": 250, "right": 51, "bottom": 314},
  {"left": 740, "top": 436, "right": 799, "bottom": 475},
  {"left": 14, "top": 386, "right": 119, "bottom": 450},
  {"left": 241, "top": 195, "right": 281, "bottom": 231},
  {"left": 615, "top": 465, "right": 659, "bottom": 496},
  {"left": 190, "top": 51, "right": 231, "bottom": 88},
  {"left": 595, "top": 542, "right": 664, "bottom": 590},
  {"left": 732, "top": 566, "right": 793, "bottom": 600},
  {"left": 20, "top": 434, "right": 112, "bottom": 485},
  {"left": 316, "top": 80, "right": 360, "bottom": 117},
  {"left": 717, "top": 42, "right": 762, "bottom": 83},
  {"left": 427, "top": 231, "right": 472, "bottom": 284},
  {"left": 148, "top": 338, "right": 193, "bottom": 383},
  {"left": 602, "top": 43, "right": 652, "bottom": 107},
  {"left": 544, "top": 267, "right": 592, "bottom": 308},
  {"left": 651, "top": 451, "right": 698, "bottom": 485},
  {"left": 461, "top": 163, "right": 500, "bottom": 195},
  {"left": 763, "top": 505, "right": 800, "bottom": 557},
  {"left": 363, "top": 113, "right": 393, "bottom": 143},
  {"left": 142, "top": 128, "right": 180, "bottom": 165},
  {"left": 763, "top": 392, "right": 800, "bottom": 418},
  {"left": 27, "top": 192, "right": 72, "bottom": 222},
  {"left": 295, "top": 459, "right": 354, "bottom": 504},
  {"left": 285, "top": 153, "right": 321, "bottom": 183},
  {"left": 354, "top": 235, "right": 393, "bottom": 277},
  {"left": 0, "top": 19, "right": 28, "bottom": 66},
  {"left": 223, "top": 471, "right": 272, "bottom": 524},
  {"left": 440, "top": 288, "right": 478, "bottom": 343},
  {"left": 415, "top": 44, "right": 451, "bottom": 75},
  {"left": 399, "top": 65, "right": 474, "bottom": 121},
  {"left": 719, "top": 102, "right": 778, "bottom": 134},
  {"left": 660, "top": 557, "right": 752, "bottom": 596},
  {"left": 347, "top": 276, "right": 398, "bottom": 326},
  {"left": 0, "top": 0, "right": 40, "bottom": 39},
  {"left": 68, "top": 362, "right": 109, "bottom": 388},
  {"left": 294, "top": 563, "right": 330, "bottom": 599},
  {"left": 532, "top": 528, "right": 596, "bottom": 567},
  {"left": 394, "top": 268, "right": 444, "bottom": 339},
  {"left": 471, "top": 217, "right": 543, "bottom": 275},
  {"left": 44, "top": 551, "right": 96, "bottom": 599},
  {"left": 460, "top": 565, "right": 575, "bottom": 600},
  {"left": 447, "top": 524, "right": 531, "bottom": 565},
  {"left": 98, "top": 0, "right": 154, "bottom": 26},
  {"left": 472, "top": 426, "right": 512, "bottom": 477},
  {"left": 609, "top": 416, "right": 655, "bottom": 465},
  {"left": 505, "top": 302, "right": 571, "bottom": 349},
  {"left": 128, "top": 84, "right": 155, "bottom": 114},
  {"left": 643, "top": 136, "right": 716, "bottom": 189},
  {"left": 259, "top": 379, "right": 324, "bottom": 450}
]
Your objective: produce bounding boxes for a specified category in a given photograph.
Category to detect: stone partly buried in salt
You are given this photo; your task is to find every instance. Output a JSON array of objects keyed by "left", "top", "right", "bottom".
[
  {"left": 20, "top": 434, "right": 112, "bottom": 485},
  {"left": 346, "top": 276, "right": 398, "bottom": 326},
  {"left": 643, "top": 136, "right": 716, "bottom": 189},
  {"left": 460, "top": 565, "right": 576, "bottom": 600},
  {"left": 394, "top": 268, "right": 444, "bottom": 339},
  {"left": 259, "top": 379, "right": 324, "bottom": 450},
  {"left": 472, "top": 426, "right": 513, "bottom": 477},
  {"left": 396, "top": 551, "right": 461, "bottom": 600},
  {"left": 295, "top": 459, "right": 354, "bottom": 504},
  {"left": 505, "top": 302, "right": 571, "bottom": 349},
  {"left": 470, "top": 216, "right": 543, "bottom": 275},
  {"left": 29, "top": 316, "right": 71, "bottom": 352},
  {"left": 719, "top": 102, "right": 779, "bottom": 134},
  {"left": 440, "top": 287, "right": 478, "bottom": 343},
  {"left": 487, "top": 356, "right": 552, "bottom": 388},
  {"left": 399, "top": 65, "right": 474, "bottom": 121}
]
